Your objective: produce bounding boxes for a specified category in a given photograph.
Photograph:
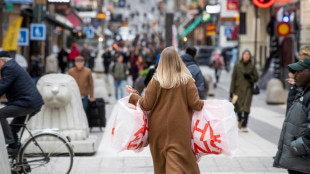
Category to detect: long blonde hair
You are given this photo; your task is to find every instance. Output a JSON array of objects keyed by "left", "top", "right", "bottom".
[{"left": 153, "top": 47, "right": 193, "bottom": 89}]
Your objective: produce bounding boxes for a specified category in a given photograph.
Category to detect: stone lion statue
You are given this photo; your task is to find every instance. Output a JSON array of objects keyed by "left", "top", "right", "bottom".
[{"left": 28, "top": 74, "right": 89, "bottom": 140}]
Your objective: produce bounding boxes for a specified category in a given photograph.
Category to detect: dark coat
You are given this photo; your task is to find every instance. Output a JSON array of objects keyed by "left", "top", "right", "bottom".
[
  {"left": 286, "top": 86, "right": 302, "bottom": 113},
  {"left": 274, "top": 86, "right": 310, "bottom": 173},
  {"left": 229, "top": 61, "right": 258, "bottom": 113},
  {"left": 181, "top": 53, "right": 206, "bottom": 99},
  {"left": 29, "top": 58, "right": 41, "bottom": 78},
  {"left": 0, "top": 59, "right": 44, "bottom": 108}
]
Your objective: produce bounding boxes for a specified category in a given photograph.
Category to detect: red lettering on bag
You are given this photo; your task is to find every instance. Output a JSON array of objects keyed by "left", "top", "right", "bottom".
[
  {"left": 193, "top": 120, "right": 222, "bottom": 154},
  {"left": 127, "top": 114, "right": 148, "bottom": 150}
]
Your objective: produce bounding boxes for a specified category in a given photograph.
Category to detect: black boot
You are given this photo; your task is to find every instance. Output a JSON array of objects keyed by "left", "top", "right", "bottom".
[
  {"left": 237, "top": 113, "right": 242, "bottom": 129},
  {"left": 7, "top": 142, "right": 19, "bottom": 156},
  {"left": 241, "top": 112, "right": 249, "bottom": 132}
]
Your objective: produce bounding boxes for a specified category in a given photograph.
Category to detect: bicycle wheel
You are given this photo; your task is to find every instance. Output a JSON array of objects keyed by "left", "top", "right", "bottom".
[{"left": 19, "top": 133, "right": 74, "bottom": 174}]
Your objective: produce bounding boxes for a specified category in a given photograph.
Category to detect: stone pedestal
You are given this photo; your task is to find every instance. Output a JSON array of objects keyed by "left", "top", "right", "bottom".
[
  {"left": 0, "top": 124, "right": 10, "bottom": 174},
  {"left": 27, "top": 74, "right": 98, "bottom": 154},
  {"left": 204, "top": 74, "right": 214, "bottom": 96},
  {"left": 266, "top": 78, "right": 286, "bottom": 104}
]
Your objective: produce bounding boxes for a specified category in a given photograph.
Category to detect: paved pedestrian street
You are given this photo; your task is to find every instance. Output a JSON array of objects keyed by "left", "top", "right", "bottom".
[{"left": 66, "top": 66, "right": 287, "bottom": 174}]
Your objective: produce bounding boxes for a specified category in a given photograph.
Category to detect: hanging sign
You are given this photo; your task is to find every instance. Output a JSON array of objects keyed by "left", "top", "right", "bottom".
[
  {"left": 252, "top": 0, "right": 275, "bottom": 8},
  {"left": 276, "top": 22, "right": 291, "bottom": 37}
]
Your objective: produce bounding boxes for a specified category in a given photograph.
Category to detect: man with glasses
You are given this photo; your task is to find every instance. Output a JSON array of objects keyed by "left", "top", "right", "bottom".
[{"left": 68, "top": 56, "right": 95, "bottom": 111}]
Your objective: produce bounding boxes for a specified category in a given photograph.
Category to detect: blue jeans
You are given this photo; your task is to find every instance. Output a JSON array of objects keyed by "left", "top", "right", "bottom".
[
  {"left": 114, "top": 80, "right": 124, "bottom": 100},
  {"left": 82, "top": 96, "right": 89, "bottom": 112}
]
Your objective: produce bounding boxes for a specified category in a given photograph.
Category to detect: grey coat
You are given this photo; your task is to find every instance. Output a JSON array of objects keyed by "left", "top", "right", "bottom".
[{"left": 274, "top": 86, "right": 310, "bottom": 173}]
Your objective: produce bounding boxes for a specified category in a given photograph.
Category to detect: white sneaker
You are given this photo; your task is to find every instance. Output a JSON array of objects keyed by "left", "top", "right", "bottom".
[{"left": 241, "top": 127, "right": 248, "bottom": 132}]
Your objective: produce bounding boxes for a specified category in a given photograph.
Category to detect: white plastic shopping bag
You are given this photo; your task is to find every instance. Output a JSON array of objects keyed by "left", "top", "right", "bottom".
[
  {"left": 191, "top": 100, "right": 238, "bottom": 160},
  {"left": 111, "top": 95, "right": 149, "bottom": 152}
]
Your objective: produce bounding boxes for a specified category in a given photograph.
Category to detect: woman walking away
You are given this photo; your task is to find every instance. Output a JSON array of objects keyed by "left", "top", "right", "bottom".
[
  {"left": 229, "top": 49, "right": 258, "bottom": 132},
  {"left": 212, "top": 49, "right": 225, "bottom": 87},
  {"left": 126, "top": 47, "right": 204, "bottom": 174}
]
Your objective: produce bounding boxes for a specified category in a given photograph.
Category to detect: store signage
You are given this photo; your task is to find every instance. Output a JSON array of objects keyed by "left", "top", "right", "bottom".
[
  {"left": 207, "top": 24, "right": 216, "bottom": 36},
  {"left": 48, "top": 0, "right": 70, "bottom": 2},
  {"left": 276, "top": 22, "right": 291, "bottom": 37},
  {"left": 206, "top": 4, "right": 221, "bottom": 14},
  {"left": 276, "top": 0, "right": 290, "bottom": 2},
  {"left": 252, "top": 0, "right": 275, "bottom": 8},
  {"left": 55, "top": 3, "right": 70, "bottom": 15},
  {"left": 4, "top": 0, "right": 33, "bottom": 3},
  {"left": 227, "top": 0, "right": 238, "bottom": 10}
]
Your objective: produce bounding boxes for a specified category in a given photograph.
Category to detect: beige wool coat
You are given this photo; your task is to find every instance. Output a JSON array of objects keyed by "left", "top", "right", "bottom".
[{"left": 129, "top": 78, "right": 204, "bottom": 174}]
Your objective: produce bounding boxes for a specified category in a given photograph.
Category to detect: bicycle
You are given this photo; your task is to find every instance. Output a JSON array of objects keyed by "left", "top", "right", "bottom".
[{"left": 9, "top": 108, "right": 74, "bottom": 174}]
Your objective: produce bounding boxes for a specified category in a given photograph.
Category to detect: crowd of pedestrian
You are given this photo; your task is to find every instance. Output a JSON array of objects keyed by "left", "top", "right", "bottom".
[{"left": 3, "top": 30, "right": 309, "bottom": 173}]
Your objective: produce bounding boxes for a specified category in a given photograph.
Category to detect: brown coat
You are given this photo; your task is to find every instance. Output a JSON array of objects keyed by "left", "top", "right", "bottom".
[
  {"left": 129, "top": 78, "right": 204, "bottom": 174},
  {"left": 68, "top": 67, "right": 94, "bottom": 98}
]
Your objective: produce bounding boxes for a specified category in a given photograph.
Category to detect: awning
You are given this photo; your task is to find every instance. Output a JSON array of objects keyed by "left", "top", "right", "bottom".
[
  {"left": 45, "top": 15, "right": 73, "bottom": 31},
  {"left": 66, "top": 10, "right": 83, "bottom": 28}
]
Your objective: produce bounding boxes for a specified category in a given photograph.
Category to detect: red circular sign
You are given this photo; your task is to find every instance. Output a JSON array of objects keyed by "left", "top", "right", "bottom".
[
  {"left": 252, "top": 0, "right": 276, "bottom": 8},
  {"left": 276, "top": 0, "right": 291, "bottom": 2},
  {"left": 276, "top": 22, "right": 291, "bottom": 37}
]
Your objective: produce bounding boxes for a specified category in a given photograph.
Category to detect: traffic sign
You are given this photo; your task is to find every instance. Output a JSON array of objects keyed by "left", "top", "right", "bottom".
[
  {"left": 83, "top": 27, "right": 94, "bottom": 39},
  {"left": 276, "top": 0, "right": 290, "bottom": 2},
  {"left": 18, "top": 28, "right": 29, "bottom": 46},
  {"left": 252, "top": 0, "right": 276, "bottom": 8},
  {"left": 224, "top": 27, "right": 233, "bottom": 37},
  {"left": 30, "top": 23, "right": 46, "bottom": 40},
  {"left": 276, "top": 22, "right": 291, "bottom": 37}
]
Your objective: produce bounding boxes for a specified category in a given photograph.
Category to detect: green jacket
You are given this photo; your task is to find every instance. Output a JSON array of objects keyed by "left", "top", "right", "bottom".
[
  {"left": 110, "top": 63, "right": 127, "bottom": 81},
  {"left": 229, "top": 61, "right": 258, "bottom": 113}
]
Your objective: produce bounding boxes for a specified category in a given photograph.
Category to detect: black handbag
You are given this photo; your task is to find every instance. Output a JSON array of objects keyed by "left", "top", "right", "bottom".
[{"left": 252, "top": 83, "right": 260, "bottom": 95}]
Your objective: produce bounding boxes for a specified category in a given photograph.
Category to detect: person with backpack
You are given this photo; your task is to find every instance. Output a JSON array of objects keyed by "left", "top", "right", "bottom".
[
  {"left": 181, "top": 46, "right": 206, "bottom": 99},
  {"left": 110, "top": 54, "right": 129, "bottom": 100}
]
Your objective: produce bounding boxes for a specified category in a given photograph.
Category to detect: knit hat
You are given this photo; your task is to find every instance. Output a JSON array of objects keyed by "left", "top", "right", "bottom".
[
  {"left": 185, "top": 46, "right": 197, "bottom": 58},
  {"left": 0, "top": 51, "right": 11, "bottom": 58}
]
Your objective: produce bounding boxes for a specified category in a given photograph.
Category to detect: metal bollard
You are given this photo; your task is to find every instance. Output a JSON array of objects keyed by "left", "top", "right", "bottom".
[{"left": 0, "top": 124, "right": 10, "bottom": 174}]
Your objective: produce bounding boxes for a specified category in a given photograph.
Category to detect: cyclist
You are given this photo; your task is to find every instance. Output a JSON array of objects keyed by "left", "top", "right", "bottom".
[{"left": 0, "top": 51, "right": 44, "bottom": 155}]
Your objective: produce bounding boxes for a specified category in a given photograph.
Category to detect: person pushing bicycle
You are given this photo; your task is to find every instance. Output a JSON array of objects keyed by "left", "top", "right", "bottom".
[{"left": 0, "top": 51, "right": 44, "bottom": 156}]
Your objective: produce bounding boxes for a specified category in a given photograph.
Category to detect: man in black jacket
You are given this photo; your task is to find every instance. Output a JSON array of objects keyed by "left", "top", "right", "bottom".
[
  {"left": 181, "top": 46, "right": 206, "bottom": 99},
  {"left": 0, "top": 51, "right": 44, "bottom": 155}
]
